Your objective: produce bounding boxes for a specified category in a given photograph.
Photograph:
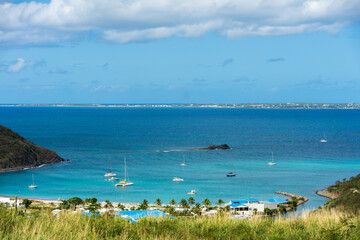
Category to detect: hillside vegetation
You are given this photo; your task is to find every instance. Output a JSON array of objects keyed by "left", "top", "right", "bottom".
[
  {"left": 0, "top": 207, "right": 359, "bottom": 240},
  {"left": 324, "top": 174, "right": 360, "bottom": 213},
  {"left": 0, "top": 125, "right": 64, "bottom": 171}
]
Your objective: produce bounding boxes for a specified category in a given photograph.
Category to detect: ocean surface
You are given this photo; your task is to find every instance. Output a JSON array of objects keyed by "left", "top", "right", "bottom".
[{"left": 0, "top": 107, "right": 360, "bottom": 210}]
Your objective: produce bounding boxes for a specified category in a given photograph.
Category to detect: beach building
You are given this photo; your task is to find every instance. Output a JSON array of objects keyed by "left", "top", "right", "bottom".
[{"left": 227, "top": 197, "right": 284, "bottom": 215}]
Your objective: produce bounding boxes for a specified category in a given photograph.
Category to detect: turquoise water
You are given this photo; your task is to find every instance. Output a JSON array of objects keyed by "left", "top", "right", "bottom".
[{"left": 0, "top": 107, "right": 359, "bottom": 209}]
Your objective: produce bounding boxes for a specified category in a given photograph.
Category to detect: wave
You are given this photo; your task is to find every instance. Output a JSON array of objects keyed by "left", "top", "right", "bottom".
[{"left": 159, "top": 148, "right": 199, "bottom": 153}]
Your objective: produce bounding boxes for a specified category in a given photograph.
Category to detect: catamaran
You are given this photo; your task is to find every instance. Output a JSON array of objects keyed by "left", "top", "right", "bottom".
[
  {"left": 28, "top": 174, "right": 38, "bottom": 188},
  {"left": 268, "top": 152, "right": 277, "bottom": 165},
  {"left": 115, "top": 157, "right": 134, "bottom": 187},
  {"left": 180, "top": 155, "right": 187, "bottom": 166}
]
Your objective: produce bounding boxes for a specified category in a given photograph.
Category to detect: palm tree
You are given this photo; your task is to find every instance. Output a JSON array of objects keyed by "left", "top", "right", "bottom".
[
  {"left": 117, "top": 203, "right": 125, "bottom": 210},
  {"left": 180, "top": 198, "right": 189, "bottom": 209},
  {"left": 155, "top": 198, "right": 162, "bottom": 207},
  {"left": 202, "top": 198, "right": 211, "bottom": 207},
  {"left": 142, "top": 199, "right": 149, "bottom": 209},
  {"left": 170, "top": 199, "right": 176, "bottom": 206},
  {"left": 216, "top": 199, "right": 224, "bottom": 207},
  {"left": 188, "top": 197, "right": 195, "bottom": 206},
  {"left": 104, "top": 200, "right": 113, "bottom": 209}
]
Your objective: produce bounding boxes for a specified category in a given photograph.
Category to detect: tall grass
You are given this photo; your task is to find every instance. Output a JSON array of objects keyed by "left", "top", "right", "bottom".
[{"left": 0, "top": 208, "right": 359, "bottom": 239}]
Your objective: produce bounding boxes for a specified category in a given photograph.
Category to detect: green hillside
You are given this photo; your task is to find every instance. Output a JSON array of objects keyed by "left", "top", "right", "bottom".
[{"left": 324, "top": 174, "right": 360, "bottom": 212}]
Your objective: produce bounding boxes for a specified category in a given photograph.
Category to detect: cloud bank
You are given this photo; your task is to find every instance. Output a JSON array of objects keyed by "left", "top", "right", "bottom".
[{"left": 0, "top": 0, "right": 360, "bottom": 44}]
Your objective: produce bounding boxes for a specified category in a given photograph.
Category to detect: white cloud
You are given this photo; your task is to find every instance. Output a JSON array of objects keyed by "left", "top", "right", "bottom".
[
  {"left": 6, "top": 58, "right": 42, "bottom": 72},
  {"left": 0, "top": 0, "right": 359, "bottom": 44}
]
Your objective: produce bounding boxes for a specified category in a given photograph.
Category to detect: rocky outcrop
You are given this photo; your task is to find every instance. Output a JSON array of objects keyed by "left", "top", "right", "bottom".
[
  {"left": 0, "top": 125, "right": 66, "bottom": 172},
  {"left": 204, "top": 144, "right": 230, "bottom": 150},
  {"left": 316, "top": 189, "right": 338, "bottom": 199}
]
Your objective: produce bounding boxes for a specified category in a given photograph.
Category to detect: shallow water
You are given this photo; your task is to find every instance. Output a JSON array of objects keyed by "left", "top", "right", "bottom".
[{"left": 0, "top": 107, "right": 359, "bottom": 208}]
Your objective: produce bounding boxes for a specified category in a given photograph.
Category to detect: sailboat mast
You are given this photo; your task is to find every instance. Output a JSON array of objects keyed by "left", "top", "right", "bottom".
[
  {"left": 124, "top": 157, "right": 127, "bottom": 180},
  {"left": 272, "top": 152, "right": 274, "bottom": 162},
  {"left": 32, "top": 174, "right": 34, "bottom": 185}
]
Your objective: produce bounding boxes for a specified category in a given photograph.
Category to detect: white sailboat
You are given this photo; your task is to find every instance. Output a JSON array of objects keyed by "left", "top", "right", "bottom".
[
  {"left": 28, "top": 174, "right": 38, "bottom": 188},
  {"left": 104, "top": 159, "right": 117, "bottom": 177},
  {"left": 227, "top": 164, "right": 236, "bottom": 177},
  {"left": 180, "top": 155, "right": 187, "bottom": 166},
  {"left": 268, "top": 152, "right": 277, "bottom": 166},
  {"left": 115, "top": 157, "right": 134, "bottom": 187},
  {"left": 320, "top": 134, "right": 327, "bottom": 143}
]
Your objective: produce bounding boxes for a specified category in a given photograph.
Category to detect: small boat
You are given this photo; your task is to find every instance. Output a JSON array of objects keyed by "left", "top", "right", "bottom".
[
  {"left": 173, "top": 177, "right": 184, "bottom": 182},
  {"left": 115, "top": 157, "right": 134, "bottom": 187},
  {"left": 104, "top": 159, "right": 117, "bottom": 177},
  {"left": 106, "top": 176, "right": 119, "bottom": 181},
  {"left": 268, "top": 152, "right": 277, "bottom": 166},
  {"left": 28, "top": 174, "right": 38, "bottom": 189},
  {"left": 187, "top": 190, "right": 197, "bottom": 195},
  {"left": 104, "top": 171, "right": 117, "bottom": 177},
  {"left": 180, "top": 155, "right": 187, "bottom": 166},
  {"left": 227, "top": 164, "right": 236, "bottom": 177},
  {"left": 320, "top": 133, "right": 328, "bottom": 143},
  {"left": 226, "top": 172, "right": 236, "bottom": 177}
]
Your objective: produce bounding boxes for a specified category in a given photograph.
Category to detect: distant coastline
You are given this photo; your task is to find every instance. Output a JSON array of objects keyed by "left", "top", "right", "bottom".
[{"left": 0, "top": 103, "right": 359, "bottom": 109}]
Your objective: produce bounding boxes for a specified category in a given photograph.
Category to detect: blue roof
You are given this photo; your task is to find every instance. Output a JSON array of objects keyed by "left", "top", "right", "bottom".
[
  {"left": 230, "top": 200, "right": 247, "bottom": 205},
  {"left": 115, "top": 210, "right": 167, "bottom": 223},
  {"left": 267, "top": 197, "right": 287, "bottom": 204},
  {"left": 228, "top": 215, "right": 250, "bottom": 220},
  {"left": 229, "top": 204, "right": 248, "bottom": 208},
  {"left": 82, "top": 211, "right": 99, "bottom": 216},
  {"left": 244, "top": 198, "right": 259, "bottom": 202}
]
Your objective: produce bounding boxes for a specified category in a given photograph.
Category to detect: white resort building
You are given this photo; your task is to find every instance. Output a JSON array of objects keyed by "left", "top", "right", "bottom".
[{"left": 226, "top": 197, "right": 287, "bottom": 215}]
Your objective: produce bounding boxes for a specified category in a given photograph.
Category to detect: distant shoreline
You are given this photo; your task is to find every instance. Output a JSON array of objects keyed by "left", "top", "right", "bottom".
[{"left": 0, "top": 103, "right": 359, "bottom": 109}]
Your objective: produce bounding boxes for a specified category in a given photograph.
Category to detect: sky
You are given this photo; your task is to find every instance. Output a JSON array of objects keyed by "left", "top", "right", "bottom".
[{"left": 0, "top": 0, "right": 360, "bottom": 104}]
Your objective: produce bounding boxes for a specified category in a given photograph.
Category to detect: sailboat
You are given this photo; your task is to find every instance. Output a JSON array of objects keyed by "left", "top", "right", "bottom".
[
  {"left": 115, "top": 157, "right": 134, "bottom": 187},
  {"left": 104, "top": 159, "right": 117, "bottom": 177},
  {"left": 320, "top": 133, "right": 328, "bottom": 143},
  {"left": 28, "top": 174, "right": 38, "bottom": 188},
  {"left": 268, "top": 152, "right": 277, "bottom": 165},
  {"left": 226, "top": 164, "right": 236, "bottom": 177},
  {"left": 180, "top": 155, "right": 187, "bottom": 166}
]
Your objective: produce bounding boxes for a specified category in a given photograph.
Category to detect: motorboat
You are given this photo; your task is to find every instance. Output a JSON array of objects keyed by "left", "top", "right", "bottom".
[
  {"left": 187, "top": 190, "right": 197, "bottom": 195},
  {"left": 173, "top": 177, "right": 184, "bottom": 182},
  {"left": 104, "top": 171, "right": 117, "bottom": 177}
]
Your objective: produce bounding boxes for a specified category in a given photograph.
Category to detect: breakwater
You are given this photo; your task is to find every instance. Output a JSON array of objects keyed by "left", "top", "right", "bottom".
[{"left": 275, "top": 191, "right": 309, "bottom": 206}]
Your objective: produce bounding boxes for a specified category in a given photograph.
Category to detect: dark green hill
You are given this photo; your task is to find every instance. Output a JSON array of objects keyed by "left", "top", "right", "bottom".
[
  {"left": 0, "top": 125, "right": 65, "bottom": 171},
  {"left": 323, "top": 174, "right": 360, "bottom": 212}
]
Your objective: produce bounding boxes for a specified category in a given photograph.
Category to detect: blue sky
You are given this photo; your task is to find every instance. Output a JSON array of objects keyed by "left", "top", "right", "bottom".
[{"left": 0, "top": 0, "right": 360, "bottom": 104}]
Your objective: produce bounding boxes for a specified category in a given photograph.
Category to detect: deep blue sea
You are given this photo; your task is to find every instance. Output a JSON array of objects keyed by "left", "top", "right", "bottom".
[{"left": 0, "top": 107, "right": 360, "bottom": 209}]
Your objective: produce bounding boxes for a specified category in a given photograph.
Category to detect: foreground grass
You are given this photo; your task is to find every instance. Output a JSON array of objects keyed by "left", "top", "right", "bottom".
[{"left": 0, "top": 209, "right": 360, "bottom": 240}]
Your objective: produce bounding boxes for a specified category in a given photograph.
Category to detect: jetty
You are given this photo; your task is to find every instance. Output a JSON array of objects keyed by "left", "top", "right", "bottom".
[{"left": 275, "top": 191, "right": 309, "bottom": 206}]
